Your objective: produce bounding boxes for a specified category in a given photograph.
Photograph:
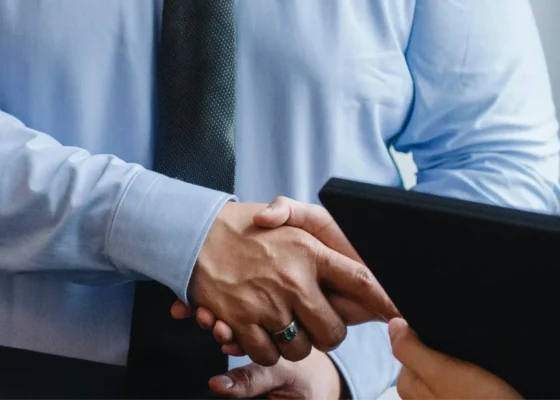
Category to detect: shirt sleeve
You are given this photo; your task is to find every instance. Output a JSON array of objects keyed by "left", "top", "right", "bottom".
[
  {"left": 328, "top": 323, "right": 401, "bottom": 400},
  {"left": 396, "top": 0, "right": 560, "bottom": 212},
  {"left": 0, "top": 110, "right": 234, "bottom": 303},
  {"left": 329, "top": 0, "right": 560, "bottom": 398}
]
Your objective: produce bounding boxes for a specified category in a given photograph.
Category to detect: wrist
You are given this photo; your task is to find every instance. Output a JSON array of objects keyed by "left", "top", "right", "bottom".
[
  {"left": 107, "top": 170, "right": 235, "bottom": 303},
  {"left": 187, "top": 200, "right": 238, "bottom": 305},
  {"left": 189, "top": 201, "right": 266, "bottom": 305}
]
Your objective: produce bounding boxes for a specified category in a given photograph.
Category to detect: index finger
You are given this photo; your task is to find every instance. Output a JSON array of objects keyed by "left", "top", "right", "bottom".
[{"left": 316, "top": 246, "right": 400, "bottom": 322}]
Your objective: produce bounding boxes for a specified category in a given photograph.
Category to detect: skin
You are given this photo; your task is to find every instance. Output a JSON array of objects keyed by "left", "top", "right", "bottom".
[
  {"left": 174, "top": 199, "right": 521, "bottom": 399},
  {"left": 179, "top": 198, "right": 398, "bottom": 362},
  {"left": 173, "top": 197, "right": 399, "bottom": 397},
  {"left": 207, "top": 348, "right": 342, "bottom": 399},
  {"left": 388, "top": 318, "right": 522, "bottom": 400}
]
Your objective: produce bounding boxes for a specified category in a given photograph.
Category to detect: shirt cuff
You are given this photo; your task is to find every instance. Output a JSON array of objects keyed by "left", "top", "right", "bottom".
[
  {"left": 105, "top": 169, "right": 236, "bottom": 304},
  {"left": 328, "top": 322, "right": 402, "bottom": 400}
]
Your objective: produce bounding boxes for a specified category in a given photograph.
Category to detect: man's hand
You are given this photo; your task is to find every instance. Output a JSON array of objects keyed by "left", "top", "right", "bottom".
[
  {"left": 389, "top": 318, "right": 522, "bottom": 400},
  {"left": 173, "top": 197, "right": 399, "bottom": 360},
  {"left": 253, "top": 196, "right": 379, "bottom": 325},
  {"left": 207, "top": 348, "right": 343, "bottom": 399}
]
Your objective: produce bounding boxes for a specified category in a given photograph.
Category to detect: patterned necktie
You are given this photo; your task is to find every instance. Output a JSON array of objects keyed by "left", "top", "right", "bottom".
[
  {"left": 155, "top": 0, "right": 236, "bottom": 192},
  {"left": 127, "top": 1, "right": 236, "bottom": 397}
]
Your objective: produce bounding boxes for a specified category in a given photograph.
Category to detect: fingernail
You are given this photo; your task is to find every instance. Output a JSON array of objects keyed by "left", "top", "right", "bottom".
[
  {"left": 256, "top": 206, "right": 273, "bottom": 216},
  {"left": 213, "top": 375, "right": 234, "bottom": 389}
]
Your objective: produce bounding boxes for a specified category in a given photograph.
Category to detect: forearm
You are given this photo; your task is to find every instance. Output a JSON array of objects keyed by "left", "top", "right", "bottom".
[{"left": 0, "top": 110, "right": 234, "bottom": 296}]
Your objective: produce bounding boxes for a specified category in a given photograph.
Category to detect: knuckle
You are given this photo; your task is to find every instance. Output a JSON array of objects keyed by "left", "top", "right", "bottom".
[
  {"left": 316, "top": 324, "right": 347, "bottom": 351},
  {"left": 257, "top": 239, "right": 278, "bottom": 264},
  {"left": 255, "top": 352, "right": 280, "bottom": 367},
  {"left": 261, "top": 313, "right": 291, "bottom": 333},
  {"left": 291, "top": 229, "right": 314, "bottom": 252},
  {"left": 329, "top": 325, "right": 348, "bottom": 349},
  {"left": 284, "top": 344, "right": 312, "bottom": 362},
  {"left": 354, "top": 266, "right": 375, "bottom": 289},
  {"left": 230, "top": 366, "right": 255, "bottom": 388},
  {"left": 280, "top": 269, "right": 305, "bottom": 295},
  {"left": 302, "top": 343, "right": 313, "bottom": 358},
  {"left": 275, "top": 195, "right": 290, "bottom": 204},
  {"left": 316, "top": 245, "right": 337, "bottom": 271},
  {"left": 278, "top": 263, "right": 308, "bottom": 297}
]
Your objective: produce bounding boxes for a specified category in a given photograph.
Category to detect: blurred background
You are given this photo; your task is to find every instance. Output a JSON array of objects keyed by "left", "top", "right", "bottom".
[
  {"left": 392, "top": 0, "right": 560, "bottom": 190},
  {"left": 383, "top": 1, "right": 559, "bottom": 398}
]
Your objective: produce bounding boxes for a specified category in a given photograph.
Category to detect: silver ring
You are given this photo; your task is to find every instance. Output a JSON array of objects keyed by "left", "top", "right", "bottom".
[{"left": 271, "top": 321, "right": 299, "bottom": 343}]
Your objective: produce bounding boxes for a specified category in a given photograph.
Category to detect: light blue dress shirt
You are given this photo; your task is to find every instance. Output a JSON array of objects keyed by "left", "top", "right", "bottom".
[{"left": 1, "top": 0, "right": 559, "bottom": 398}]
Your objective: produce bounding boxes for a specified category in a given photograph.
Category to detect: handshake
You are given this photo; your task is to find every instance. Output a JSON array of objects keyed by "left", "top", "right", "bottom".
[
  {"left": 168, "top": 197, "right": 523, "bottom": 400},
  {"left": 171, "top": 196, "right": 400, "bottom": 366}
]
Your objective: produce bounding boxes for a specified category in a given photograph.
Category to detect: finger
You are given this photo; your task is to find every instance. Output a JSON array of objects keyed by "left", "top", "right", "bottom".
[
  {"left": 266, "top": 320, "right": 313, "bottom": 363},
  {"left": 222, "top": 343, "right": 246, "bottom": 357},
  {"left": 397, "top": 366, "right": 434, "bottom": 400},
  {"left": 253, "top": 196, "right": 363, "bottom": 264},
  {"left": 317, "top": 247, "right": 400, "bottom": 321},
  {"left": 209, "top": 362, "right": 286, "bottom": 399},
  {"left": 213, "top": 320, "right": 234, "bottom": 344},
  {"left": 259, "top": 305, "right": 313, "bottom": 362},
  {"left": 170, "top": 300, "right": 193, "bottom": 319},
  {"left": 196, "top": 307, "right": 216, "bottom": 330},
  {"left": 234, "top": 324, "right": 280, "bottom": 367},
  {"left": 291, "top": 283, "right": 347, "bottom": 353},
  {"left": 253, "top": 197, "right": 291, "bottom": 228},
  {"left": 389, "top": 318, "right": 447, "bottom": 383},
  {"left": 329, "top": 294, "right": 374, "bottom": 325}
]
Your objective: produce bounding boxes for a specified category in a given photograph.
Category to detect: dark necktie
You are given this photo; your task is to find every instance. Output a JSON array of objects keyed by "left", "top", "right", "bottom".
[{"left": 127, "top": 1, "right": 236, "bottom": 398}]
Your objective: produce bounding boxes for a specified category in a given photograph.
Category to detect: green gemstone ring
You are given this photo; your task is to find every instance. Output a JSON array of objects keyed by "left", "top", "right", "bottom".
[{"left": 271, "top": 321, "right": 299, "bottom": 343}]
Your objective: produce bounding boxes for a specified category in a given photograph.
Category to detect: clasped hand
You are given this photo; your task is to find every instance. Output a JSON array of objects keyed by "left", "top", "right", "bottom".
[
  {"left": 176, "top": 196, "right": 399, "bottom": 366},
  {"left": 172, "top": 197, "right": 523, "bottom": 400}
]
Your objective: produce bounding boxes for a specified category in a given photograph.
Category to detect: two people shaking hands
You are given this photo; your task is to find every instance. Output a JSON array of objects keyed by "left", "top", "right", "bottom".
[{"left": 171, "top": 197, "right": 522, "bottom": 400}]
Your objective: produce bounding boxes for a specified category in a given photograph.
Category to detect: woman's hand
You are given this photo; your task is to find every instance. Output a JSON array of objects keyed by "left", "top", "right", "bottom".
[{"left": 388, "top": 318, "right": 522, "bottom": 400}]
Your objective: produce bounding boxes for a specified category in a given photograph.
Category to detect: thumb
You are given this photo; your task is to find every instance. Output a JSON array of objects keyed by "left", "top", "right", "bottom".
[
  {"left": 209, "top": 363, "right": 285, "bottom": 398},
  {"left": 389, "top": 318, "right": 444, "bottom": 383},
  {"left": 253, "top": 197, "right": 291, "bottom": 228},
  {"left": 254, "top": 196, "right": 363, "bottom": 264}
]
